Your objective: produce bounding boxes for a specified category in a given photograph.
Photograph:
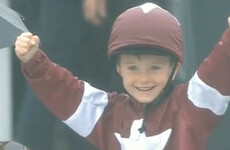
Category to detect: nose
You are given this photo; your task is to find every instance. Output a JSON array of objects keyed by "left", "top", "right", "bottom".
[{"left": 138, "top": 70, "right": 151, "bottom": 84}]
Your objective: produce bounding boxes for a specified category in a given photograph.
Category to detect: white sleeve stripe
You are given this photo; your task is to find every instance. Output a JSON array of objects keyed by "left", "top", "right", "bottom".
[
  {"left": 188, "top": 72, "right": 230, "bottom": 115},
  {"left": 63, "top": 81, "right": 108, "bottom": 137}
]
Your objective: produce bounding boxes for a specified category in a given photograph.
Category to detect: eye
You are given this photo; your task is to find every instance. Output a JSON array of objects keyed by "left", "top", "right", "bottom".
[
  {"left": 151, "top": 66, "right": 161, "bottom": 70},
  {"left": 127, "top": 66, "right": 138, "bottom": 71}
]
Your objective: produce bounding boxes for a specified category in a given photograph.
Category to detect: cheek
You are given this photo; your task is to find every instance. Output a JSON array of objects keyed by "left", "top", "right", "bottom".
[
  {"left": 122, "top": 76, "right": 132, "bottom": 85},
  {"left": 153, "top": 72, "right": 169, "bottom": 84},
  {"left": 121, "top": 75, "right": 136, "bottom": 87}
]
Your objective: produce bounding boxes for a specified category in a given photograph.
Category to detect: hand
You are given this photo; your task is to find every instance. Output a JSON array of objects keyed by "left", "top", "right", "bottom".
[
  {"left": 15, "top": 32, "right": 40, "bottom": 63},
  {"left": 228, "top": 17, "right": 230, "bottom": 27},
  {"left": 82, "top": 0, "right": 107, "bottom": 25}
]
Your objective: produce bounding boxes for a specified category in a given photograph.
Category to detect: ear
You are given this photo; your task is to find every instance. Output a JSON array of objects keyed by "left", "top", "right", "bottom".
[
  {"left": 172, "top": 62, "right": 181, "bottom": 81},
  {"left": 116, "top": 63, "right": 122, "bottom": 76}
]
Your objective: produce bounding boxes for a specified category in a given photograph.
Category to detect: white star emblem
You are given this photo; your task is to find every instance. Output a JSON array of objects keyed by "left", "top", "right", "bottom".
[{"left": 114, "top": 119, "right": 172, "bottom": 150}]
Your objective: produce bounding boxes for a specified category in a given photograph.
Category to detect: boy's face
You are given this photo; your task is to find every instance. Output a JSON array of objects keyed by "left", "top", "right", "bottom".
[{"left": 116, "top": 54, "right": 180, "bottom": 104}]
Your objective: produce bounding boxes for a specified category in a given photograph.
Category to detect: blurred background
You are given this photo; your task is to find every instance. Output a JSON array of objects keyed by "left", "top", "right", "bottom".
[{"left": 0, "top": 0, "right": 230, "bottom": 149}]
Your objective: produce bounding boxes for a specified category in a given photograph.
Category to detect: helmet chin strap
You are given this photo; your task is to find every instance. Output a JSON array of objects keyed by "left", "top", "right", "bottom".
[{"left": 138, "top": 63, "right": 178, "bottom": 133}]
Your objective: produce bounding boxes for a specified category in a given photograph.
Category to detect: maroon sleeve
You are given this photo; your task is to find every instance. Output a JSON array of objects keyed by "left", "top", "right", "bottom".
[
  {"left": 22, "top": 50, "right": 84, "bottom": 120},
  {"left": 177, "top": 29, "right": 230, "bottom": 138},
  {"left": 198, "top": 28, "right": 230, "bottom": 95}
]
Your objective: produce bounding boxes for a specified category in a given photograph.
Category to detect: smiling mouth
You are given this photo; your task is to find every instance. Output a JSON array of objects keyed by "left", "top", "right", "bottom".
[{"left": 136, "top": 86, "right": 155, "bottom": 91}]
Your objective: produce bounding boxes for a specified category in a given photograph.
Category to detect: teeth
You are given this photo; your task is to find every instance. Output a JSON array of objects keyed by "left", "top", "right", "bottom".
[{"left": 136, "top": 87, "right": 153, "bottom": 91}]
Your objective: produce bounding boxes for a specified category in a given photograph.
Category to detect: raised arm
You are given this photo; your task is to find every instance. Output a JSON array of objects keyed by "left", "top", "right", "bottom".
[
  {"left": 187, "top": 17, "right": 230, "bottom": 117},
  {"left": 15, "top": 32, "right": 86, "bottom": 120},
  {"left": 15, "top": 32, "right": 111, "bottom": 142}
]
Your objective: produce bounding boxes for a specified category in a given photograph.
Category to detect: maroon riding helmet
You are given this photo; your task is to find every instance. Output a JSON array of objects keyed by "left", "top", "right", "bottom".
[{"left": 108, "top": 3, "right": 184, "bottom": 63}]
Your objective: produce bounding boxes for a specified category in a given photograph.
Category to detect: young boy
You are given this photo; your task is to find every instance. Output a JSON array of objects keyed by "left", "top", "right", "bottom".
[{"left": 15, "top": 3, "right": 230, "bottom": 150}]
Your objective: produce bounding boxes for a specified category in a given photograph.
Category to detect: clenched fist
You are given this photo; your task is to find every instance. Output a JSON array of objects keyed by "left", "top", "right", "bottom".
[
  {"left": 228, "top": 17, "right": 230, "bottom": 27},
  {"left": 15, "top": 32, "right": 40, "bottom": 63}
]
